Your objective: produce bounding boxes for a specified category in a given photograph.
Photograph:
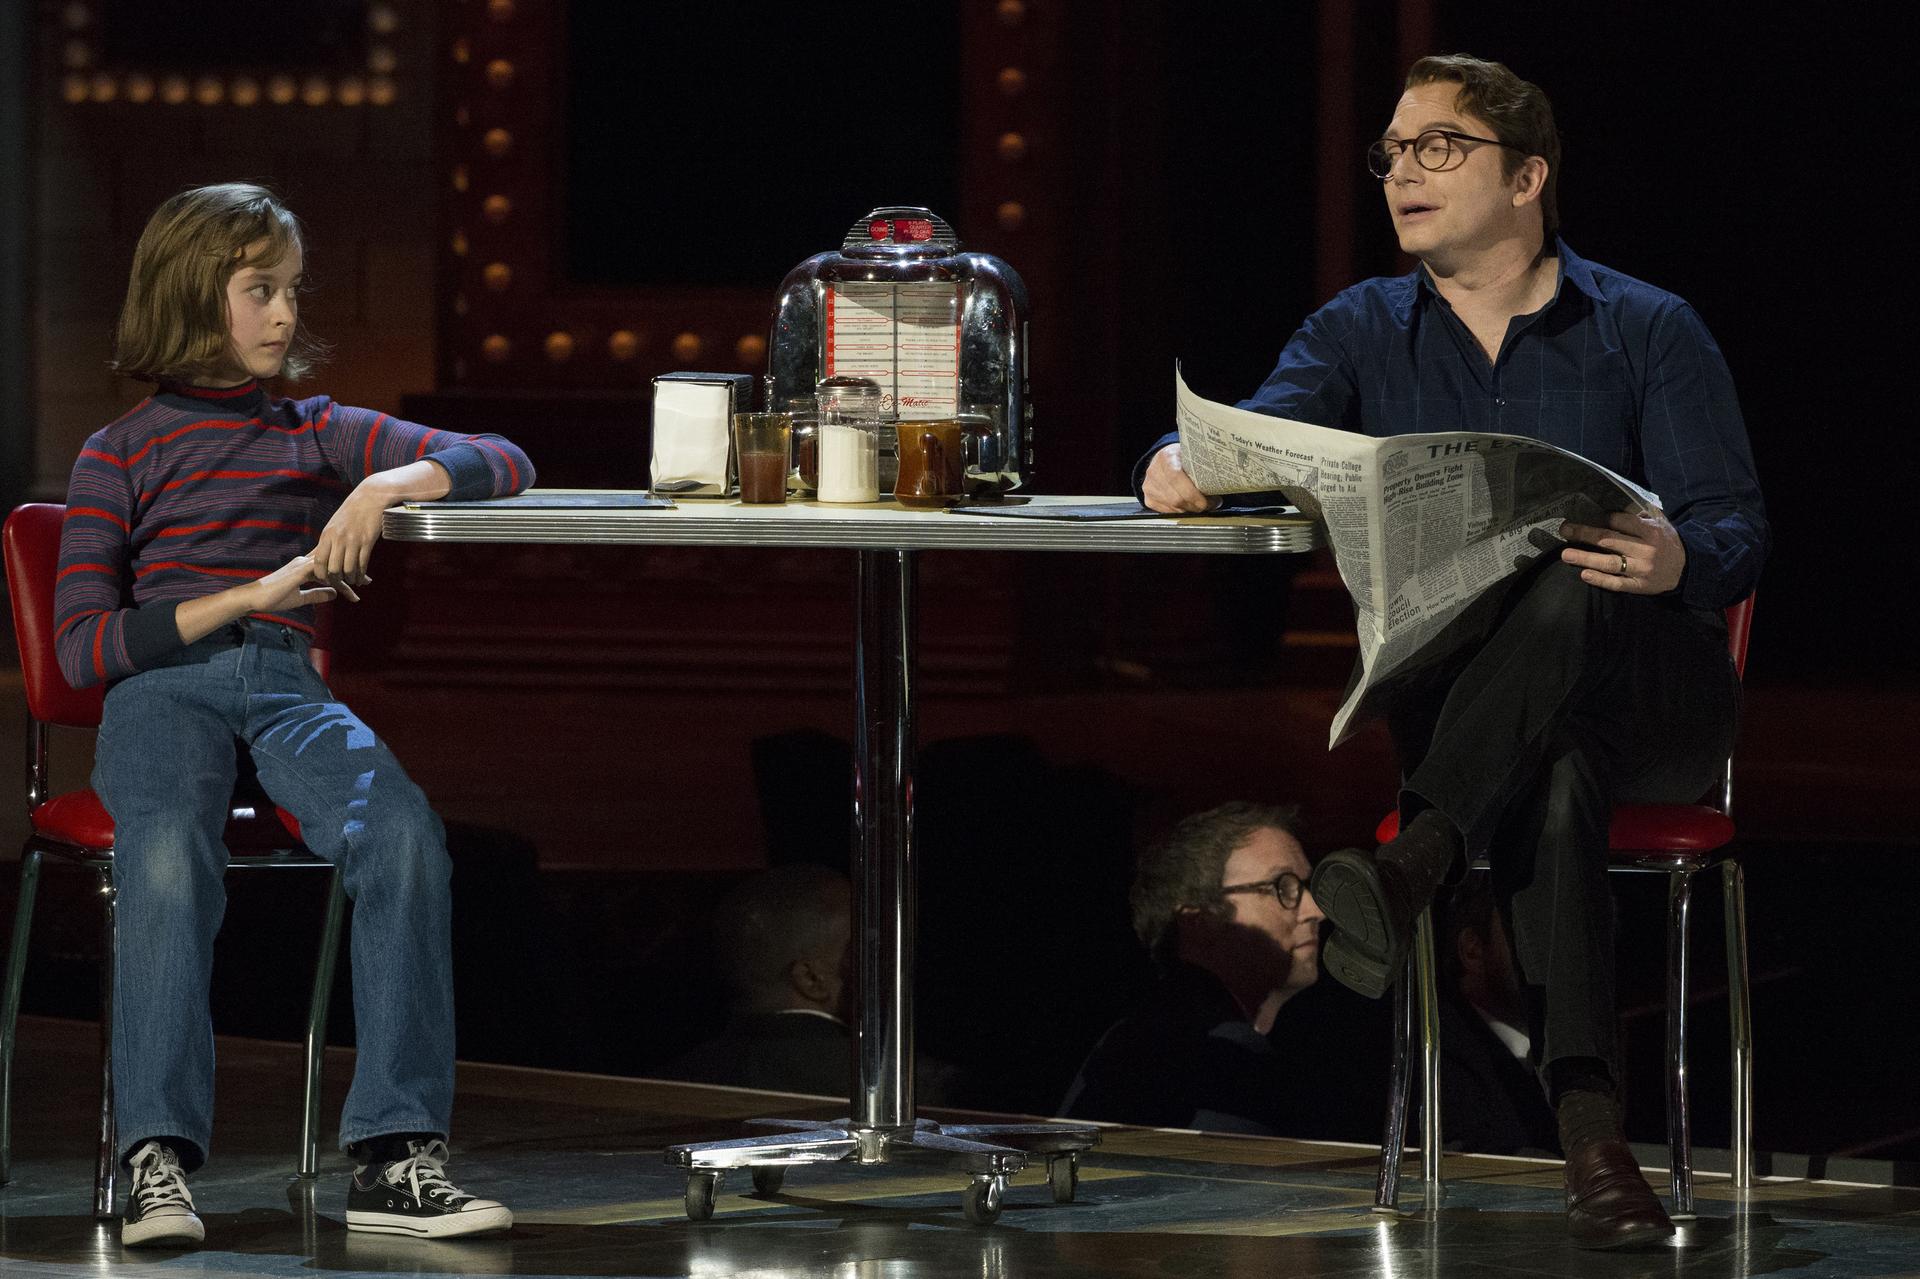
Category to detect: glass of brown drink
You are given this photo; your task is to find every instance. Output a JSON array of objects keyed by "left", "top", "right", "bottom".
[
  {"left": 894, "top": 418, "right": 979, "bottom": 506},
  {"left": 732, "top": 413, "right": 792, "bottom": 504}
]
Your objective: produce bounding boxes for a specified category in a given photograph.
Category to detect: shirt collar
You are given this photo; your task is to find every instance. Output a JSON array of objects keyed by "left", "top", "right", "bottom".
[
  {"left": 156, "top": 378, "right": 269, "bottom": 413},
  {"left": 1398, "top": 236, "right": 1600, "bottom": 321},
  {"left": 1554, "top": 239, "right": 1604, "bottom": 303}
]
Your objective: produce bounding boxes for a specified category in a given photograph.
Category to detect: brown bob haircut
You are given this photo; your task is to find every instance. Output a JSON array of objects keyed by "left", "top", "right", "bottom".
[
  {"left": 1130, "top": 801, "right": 1305, "bottom": 966},
  {"left": 1405, "top": 54, "right": 1562, "bottom": 245},
  {"left": 111, "top": 182, "right": 326, "bottom": 384}
]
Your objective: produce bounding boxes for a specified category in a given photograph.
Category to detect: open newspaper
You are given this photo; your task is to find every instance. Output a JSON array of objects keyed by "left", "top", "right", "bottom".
[{"left": 1174, "top": 370, "right": 1662, "bottom": 747}]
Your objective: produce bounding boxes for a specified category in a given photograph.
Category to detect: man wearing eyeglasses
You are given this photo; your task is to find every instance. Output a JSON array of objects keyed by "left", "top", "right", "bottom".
[
  {"left": 1059, "top": 803, "right": 1379, "bottom": 1139},
  {"left": 1134, "top": 55, "right": 1765, "bottom": 1249}
]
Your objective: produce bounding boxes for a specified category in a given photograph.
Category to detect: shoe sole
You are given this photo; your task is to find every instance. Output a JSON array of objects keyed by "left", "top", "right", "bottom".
[
  {"left": 1312, "top": 849, "right": 1414, "bottom": 1001},
  {"left": 123, "top": 1214, "right": 205, "bottom": 1248},
  {"left": 1322, "top": 931, "right": 1395, "bottom": 999},
  {"left": 1570, "top": 1218, "right": 1677, "bottom": 1250},
  {"left": 1311, "top": 850, "right": 1403, "bottom": 958},
  {"left": 346, "top": 1205, "right": 514, "bottom": 1238}
]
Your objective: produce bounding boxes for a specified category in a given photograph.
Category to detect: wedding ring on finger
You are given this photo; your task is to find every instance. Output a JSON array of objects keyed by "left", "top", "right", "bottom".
[{"left": 1616, "top": 552, "right": 1629, "bottom": 576}]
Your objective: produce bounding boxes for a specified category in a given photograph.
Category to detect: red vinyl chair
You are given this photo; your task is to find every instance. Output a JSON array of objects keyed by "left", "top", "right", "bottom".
[
  {"left": 1, "top": 502, "right": 348, "bottom": 1218},
  {"left": 1373, "top": 596, "right": 1756, "bottom": 1217}
]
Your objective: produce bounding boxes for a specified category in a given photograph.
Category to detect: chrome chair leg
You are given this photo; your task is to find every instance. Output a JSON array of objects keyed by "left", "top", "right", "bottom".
[
  {"left": 1375, "top": 946, "right": 1415, "bottom": 1210},
  {"left": 1722, "top": 859, "right": 1753, "bottom": 1190},
  {"left": 1664, "top": 868, "right": 1694, "bottom": 1218},
  {"left": 0, "top": 849, "right": 44, "bottom": 1185},
  {"left": 1412, "top": 908, "right": 1443, "bottom": 1205},
  {"left": 287, "top": 1174, "right": 320, "bottom": 1257},
  {"left": 95, "top": 868, "right": 117, "bottom": 1221},
  {"left": 299, "top": 871, "right": 348, "bottom": 1178}
]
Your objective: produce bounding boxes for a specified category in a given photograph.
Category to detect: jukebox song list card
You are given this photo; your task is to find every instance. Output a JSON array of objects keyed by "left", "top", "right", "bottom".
[{"left": 824, "top": 282, "right": 962, "bottom": 418}]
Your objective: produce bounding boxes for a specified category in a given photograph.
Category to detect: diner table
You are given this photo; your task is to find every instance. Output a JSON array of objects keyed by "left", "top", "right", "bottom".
[{"left": 384, "top": 490, "right": 1322, "bottom": 1224}]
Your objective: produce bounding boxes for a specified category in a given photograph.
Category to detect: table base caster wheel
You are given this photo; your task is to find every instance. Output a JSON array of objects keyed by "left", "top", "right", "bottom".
[
  {"left": 962, "top": 1175, "right": 1005, "bottom": 1225},
  {"left": 685, "top": 1171, "right": 719, "bottom": 1221},
  {"left": 750, "top": 1166, "right": 786, "bottom": 1196},
  {"left": 1048, "top": 1152, "right": 1079, "bottom": 1203}
]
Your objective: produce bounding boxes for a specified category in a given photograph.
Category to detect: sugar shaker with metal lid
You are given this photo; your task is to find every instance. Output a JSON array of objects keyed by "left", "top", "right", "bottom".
[{"left": 816, "top": 376, "right": 886, "bottom": 503}]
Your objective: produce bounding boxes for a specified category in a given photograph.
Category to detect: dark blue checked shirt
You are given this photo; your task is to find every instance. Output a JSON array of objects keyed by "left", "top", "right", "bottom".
[{"left": 1137, "top": 240, "right": 1768, "bottom": 611}]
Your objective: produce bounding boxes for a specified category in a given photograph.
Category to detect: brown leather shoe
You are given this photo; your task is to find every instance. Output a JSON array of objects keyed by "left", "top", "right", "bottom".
[{"left": 1563, "top": 1139, "right": 1676, "bottom": 1249}]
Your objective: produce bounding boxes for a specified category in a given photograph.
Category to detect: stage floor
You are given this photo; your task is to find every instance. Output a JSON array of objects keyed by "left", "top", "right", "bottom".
[{"left": 1, "top": 1018, "right": 1915, "bottom": 1278}]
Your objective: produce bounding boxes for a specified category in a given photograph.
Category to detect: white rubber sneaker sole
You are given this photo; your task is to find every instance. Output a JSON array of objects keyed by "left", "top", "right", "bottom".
[
  {"left": 123, "top": 1208, "right": 206, "bottom": 1248},
  {"left": 346, "top": 1203, "right": 513, "bottom": 1238}
]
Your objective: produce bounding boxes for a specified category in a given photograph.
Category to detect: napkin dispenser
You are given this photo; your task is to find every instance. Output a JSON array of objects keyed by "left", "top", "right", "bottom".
[{"left": 649, "top": 372, "right": 756, "bottom": 497}]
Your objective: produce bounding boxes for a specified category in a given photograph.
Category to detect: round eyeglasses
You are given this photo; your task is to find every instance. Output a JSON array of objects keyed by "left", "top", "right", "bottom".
[
  {"left": 1220, "top": 871, "right": 1307, "bottom": 910},
  {"left": 1367, "top": 128, "right": 1527, "bottom": 179}
]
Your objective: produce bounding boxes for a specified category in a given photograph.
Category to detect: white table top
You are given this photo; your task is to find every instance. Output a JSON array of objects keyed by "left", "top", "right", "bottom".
[{"left": 383, "top": 491, "right": 1320, "bottom": 555}]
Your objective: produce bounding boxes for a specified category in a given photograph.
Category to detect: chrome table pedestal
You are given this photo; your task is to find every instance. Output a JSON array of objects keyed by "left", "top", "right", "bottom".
[
  {"left": 383, "top": 494, "right": 1319, "bottom": 1225},
  {"left": 664, "top": 548, "right": 1099, "bottom": 1225}
]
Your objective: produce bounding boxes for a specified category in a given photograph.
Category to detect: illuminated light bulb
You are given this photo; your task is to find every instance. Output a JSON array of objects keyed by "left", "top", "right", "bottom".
[
  {"left": 337, "top": 77, "right": 366, "bottom": 107},
  {"left": 160, "top": 75, "right": 189, "bottom": 105},
  {"left": 368, "top": 78, "right": 396, "bottom": 106},
  {"left": 997, "top": 131, "right": 1027, "bottom": 162},
  {"left": 996, "top": 201, "right": 1026, "bottom": 231},
  {"left": 268, "top": 74, "right": 297, "bottom": 105},
  {"left": 125, "top": 73, "right": 154, "bottom": 104},
  {"left": 62, "top": 74, "right": 87, "bottom": 105},
  {"left": 544, "top": 331, "right": 575, "bottom": 362},
  {"left": 735, "top": 334, "right": 767, "bottom": 365},
  {"left": 301, "top": 75, "right": 330, "bottom": 107},
  {"left": 482, "top": 195, "right": 512, "bottom": 223},
  {"left": 230, "top": 77, "right": 260, "bottom": 107},
  {"left": 608, "top": 330, "right": 641, "bottom": 360},
  {"left": 486, "top": 59, "right": 514, "bottom": 89},
  {"left": 483, "top": 127, "right": 512, "bottom": 156},
  {"left": 481, "top": 334, "right": 512, "bottom": 362},
  {"left": 193, "top": 75, "right": 223, "bottom": 106},
  {"left": 482, "top": 262, "right": 513, "bottom": 291},
  {"left": 997, "top": 67, "right": 1026, "bottom": 97},
  {"left": 672, "top": 332, "right": 703, "bottom": 363}
]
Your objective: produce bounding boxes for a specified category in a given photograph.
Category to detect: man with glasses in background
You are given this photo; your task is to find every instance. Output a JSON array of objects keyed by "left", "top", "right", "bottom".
[
  {"left": 1134, "top": 55, "right": 1765, "bottom": 1248},
  {"left": 1060, "top": 803, "right": 1377, "bottom": 1139}
]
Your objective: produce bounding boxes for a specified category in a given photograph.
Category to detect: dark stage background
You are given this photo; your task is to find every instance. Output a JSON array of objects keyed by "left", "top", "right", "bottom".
[{"left": 2, "top": 0, "right": 1915, "bottom": 1172}]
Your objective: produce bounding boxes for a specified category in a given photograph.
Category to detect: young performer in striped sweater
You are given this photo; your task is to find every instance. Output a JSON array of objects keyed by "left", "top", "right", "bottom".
[{"left": 54, "top": 184, "right": 533, "bottom": 1248}]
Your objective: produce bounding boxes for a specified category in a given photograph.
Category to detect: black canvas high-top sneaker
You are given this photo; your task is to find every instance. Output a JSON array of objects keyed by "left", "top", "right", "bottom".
[
  {"left": 123, "top": 1140, "right": 204, "bottom": 1248},
  {"left": 346, "top": 1138, "right": 512, "bottom": 1238}
]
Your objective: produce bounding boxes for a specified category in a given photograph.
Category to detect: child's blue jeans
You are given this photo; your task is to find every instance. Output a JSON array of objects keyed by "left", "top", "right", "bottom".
[{"left": 93, "top": 619, "right": 454, "bottom": 1167}]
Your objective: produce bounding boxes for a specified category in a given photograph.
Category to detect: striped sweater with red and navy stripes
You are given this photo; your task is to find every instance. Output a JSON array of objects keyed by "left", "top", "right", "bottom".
[{"left": 55, "top": 379, "right": 534, "bottom": 689}]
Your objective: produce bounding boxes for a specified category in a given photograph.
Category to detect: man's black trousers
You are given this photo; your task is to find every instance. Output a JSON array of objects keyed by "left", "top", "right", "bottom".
[{"left": 1386, "top": 559, "right": 1740, "bottom": 1077}]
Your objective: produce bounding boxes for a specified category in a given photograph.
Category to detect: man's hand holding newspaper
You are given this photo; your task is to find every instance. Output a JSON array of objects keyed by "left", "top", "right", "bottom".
[{"left": 1559, "top": 511, "right": 1687, "bottom": 595}]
